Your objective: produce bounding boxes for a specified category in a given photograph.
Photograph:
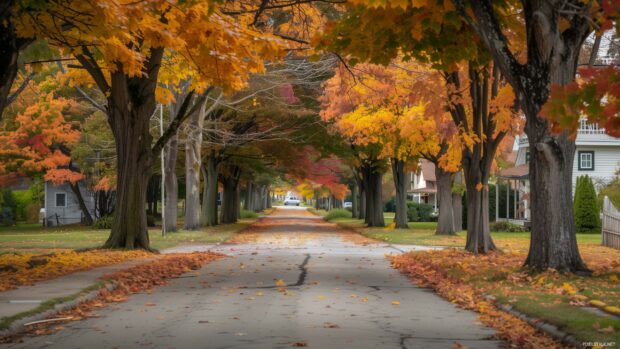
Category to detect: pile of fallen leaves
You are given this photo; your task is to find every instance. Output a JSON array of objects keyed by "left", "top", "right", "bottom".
[
  {"left": 3, "top": 252, "right": 223, "bottom": 340},
  {"left": 0, "top": 250, "right": 153, "bottom": 291},
  {"left": 390, "top": 250, "right": 572, "bottom": 348}
]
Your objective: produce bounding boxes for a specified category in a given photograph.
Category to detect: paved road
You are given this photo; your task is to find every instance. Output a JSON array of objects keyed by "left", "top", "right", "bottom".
[{"left": 3, "top": 207, "right": 503, "bottom": 349}]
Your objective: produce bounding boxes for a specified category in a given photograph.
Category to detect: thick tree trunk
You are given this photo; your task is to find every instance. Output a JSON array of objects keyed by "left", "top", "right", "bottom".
[
  {"left": 201, "top": 156, "right": 220, "bottom": 226},
  {"left": 391, "top": 158, "right": 409, "bottom": 229},
  {"left": 435, "top": 165, "right": 455, "bottom": 235},
  {"left": 359, "top": 186, "right": 366, "bottom": 220},
  {"left": 163, "top": 134, "right": 178, "bottom": 232},
  {"left": 244, "top": 181, "right": 252, "bottom": 210},
  {"left": 104, "top": 89, "right": 153, "bottom": 249},
  {"left": 464, "top": 180, "right": 496, "bottom": 253},
  {"left": 69, "top": 182, "right": 94, "bottom": 225},
  {"left": 464, "top": 0, "right": 590, "bottom": 271},
  {"left": 220, "top": 166, "right": 241, "bottom": 224},
  {"left": 0, "top": 14, "right": 31, "bottom": 118},
  {"left": 452, "top": 172, "right": 463, "bottom": 231},
  {"left": 363, "top": 164, "right": 385, "bottom": 227},
  {"left": 184, "top": 112, "right": 203, "bottom": 230}
]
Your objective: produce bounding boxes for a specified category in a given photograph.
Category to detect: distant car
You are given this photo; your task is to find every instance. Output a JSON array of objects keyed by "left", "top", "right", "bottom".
[
  {"left": 343, "top": 202, "right": 352, "bottom": 208},
  {"left": 284, "top": 196, "right": 301, "bottom": 206}
]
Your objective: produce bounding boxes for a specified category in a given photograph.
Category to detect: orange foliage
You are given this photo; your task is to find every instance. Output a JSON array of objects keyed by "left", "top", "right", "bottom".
[
  {"left": 0, "top": 250, "right": 153, "bottom": 292},
  {"left": 391, "top": 244, "right": 620, "bottom": 347},
  {"left": 0, "top": 252, "right": 223, "bottom": 341}
]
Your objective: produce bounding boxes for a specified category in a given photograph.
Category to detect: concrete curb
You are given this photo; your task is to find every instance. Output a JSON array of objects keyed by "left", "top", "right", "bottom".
[
  {"left": 0, "top": 282, "right": 117, "bottom": 339},
  {"left": 482, "top": 295, "right": 583, "bottom": 348}
]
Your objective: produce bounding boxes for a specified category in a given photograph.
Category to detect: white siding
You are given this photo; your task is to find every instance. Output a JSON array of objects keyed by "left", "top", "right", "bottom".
[
  {"left": 573, "top": 146, "right": 620, "bottom": 191},
  {"left": 44, "top": 181, "right": 95, "bottom": 226},
  {"left": 515, "top": 146, "right": 529, "bottom": 166}
]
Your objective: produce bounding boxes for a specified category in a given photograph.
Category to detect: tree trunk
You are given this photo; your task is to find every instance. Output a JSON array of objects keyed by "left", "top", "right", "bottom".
[
  {"left": 0, "top": 14, "right": 31, "bottom": 118},
  {"left": 184, "top": 111, "right": 203, "bottom": 230},
  {"left": 244, "top": 181, "right": 252, "bottom": 210},
  {"left": 391, "top": 158, "right": 409, "bottom": 229},
  {"left": 69, "top": 182, "right": 94, "bottom": 225},
  {"left": 464, "top": 179, "right": 496, "bottom": 253},
  {"left": 452, "top": 192, "right": 463, "bottom": 231},
  {"left": 201, "top": 155, "right": 220, "bottom": 226},
  {"left": 363, "top": 164, "right": 385, "bottom": 227},
  {"left": 103, "top": 81, "right": 154, "bottom": 249},
  {"left": 435, "top": 165, "right": 455, "bottom": 235},
  {"left": 464, "top": 0, "right": 590, "bottom": 271},
  {"left": 351, "top": 181, "right": 359, "bottom": 218},
  {"left": 220, "top": 166, "right": 241, "bottom": 224},
  {"left": 163, "top": 134, "right": 178, "bottom": 232},
  {"left": 359, "top": 185, "right": 366, "bottom": 220}
]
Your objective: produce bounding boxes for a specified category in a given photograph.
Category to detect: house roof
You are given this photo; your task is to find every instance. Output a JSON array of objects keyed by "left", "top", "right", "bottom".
[
  {"left": 420, "top": 159, "right": 436, "bottom": 182},
  {"left": 498, "top": 164, "right": 529, "bottom": 179}
]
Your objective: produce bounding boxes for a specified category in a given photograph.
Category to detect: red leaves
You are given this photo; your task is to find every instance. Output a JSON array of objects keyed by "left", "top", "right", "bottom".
[{"left": 543, "top": 65, "right": 620, "bottom": 138}]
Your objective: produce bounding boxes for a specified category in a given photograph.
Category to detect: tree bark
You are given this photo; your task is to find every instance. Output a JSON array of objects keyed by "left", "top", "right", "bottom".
[
  {"left": 351, "top": 181, "right": 359, "bottom": 218},
  {"left": 435, "top": 165, "right": 455, "bottom": 235},
  {"left": 163, "top": 133, "right": 178, "bottom": 232},
  {"left": 363, "top": 163, "right": 385, "bottom": 227},
  {"left": 103, "top": 73, "right": 157, "bottom": 249},
  {"left": 244, "top": 181, "right": 252, "bottom": 210},
  {"left": 69, "top": 182, "right": 94, "bottom": 226},
  {"left": 201, "top": 155, "right": 220, "bottom": 226},
  {"left": 0, "top": 11, "right": 32, "bottom": 119},
  {"left": 391, "top": 158, "right": 409, "bottom": 229},
  {"left": 184, "top": 111, "right": 203, "bottom": 230},
  {"left": 461, "top": 1, "right": 590, "bottom": 271},
  {"left": 452, "top": 171, "right": 463, "bottom": 232},
  {"left": 220, "top": 166, "right": 241, "bottom": 224},
  {"left": 464, "top": 180, "right": 496, "bottom": 253}
]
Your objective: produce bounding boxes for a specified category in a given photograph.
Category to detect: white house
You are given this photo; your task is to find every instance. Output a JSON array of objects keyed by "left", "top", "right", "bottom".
[
  {"left": 407, "top": 159, "right": 438, "bottom": 210},
  {"left": 43, "top": 181, "right": 95, "bottom": 226},
  {"left": 498, "top": 119, "right": 620, "bottom": 223}
]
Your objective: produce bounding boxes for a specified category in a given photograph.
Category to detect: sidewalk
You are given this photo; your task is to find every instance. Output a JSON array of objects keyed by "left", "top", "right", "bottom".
[
  {"left": 0, "top": 258, "right": 154, "bottom": 327},
  {"left": 0, "top": 244, "right": 220, "bottom": 326}
]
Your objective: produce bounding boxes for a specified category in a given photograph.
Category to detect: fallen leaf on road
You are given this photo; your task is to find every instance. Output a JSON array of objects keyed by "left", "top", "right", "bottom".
[
  {"left": 292, "top": 342, "right": 308, "bottom": 347},
  {"left": 391, "top": 300, "right": 400, "bottom": 305}
]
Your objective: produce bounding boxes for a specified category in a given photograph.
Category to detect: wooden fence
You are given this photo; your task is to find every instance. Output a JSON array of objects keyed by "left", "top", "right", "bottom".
[{"left": 602, "top": 196, "right": 620, "bottom": 250}]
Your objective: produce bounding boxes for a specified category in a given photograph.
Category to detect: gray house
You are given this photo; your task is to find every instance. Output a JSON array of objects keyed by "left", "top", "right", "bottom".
[{"left": 43, "top": 181, "right": 95, "bottom": 226}]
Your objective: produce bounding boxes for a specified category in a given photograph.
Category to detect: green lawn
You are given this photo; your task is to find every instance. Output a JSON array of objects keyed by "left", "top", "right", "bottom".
[
  {"left": 327, "top": 215, "right": 602, "bottom": 249},
  {"left": 0, "top": 220, "right": 256, "bottom": 253}
]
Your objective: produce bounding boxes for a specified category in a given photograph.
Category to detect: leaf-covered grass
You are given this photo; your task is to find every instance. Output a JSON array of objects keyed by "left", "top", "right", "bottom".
[
  {"left": 331, "top": 217, "right": 602, "bottom": 249},
  {"left": 391, "top": 248, "right": 620, "bottom": 345},
  {"left": 324, "top": 208, "right": 352, "bottom": 220},
  {"left": 0, "top": 220, "right": 256, "bottom": 254}
]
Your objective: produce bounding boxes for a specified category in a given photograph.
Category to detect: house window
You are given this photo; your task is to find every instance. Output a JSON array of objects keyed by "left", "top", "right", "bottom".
[
  {"left": 55, "top": 193, "right": 66, "bottom": 207},
  {"left": 525, "top": 151, "right": 530, "bottom": 164},
  {"left": 578, "top": 151, "right": 595, "bottom": 171}
]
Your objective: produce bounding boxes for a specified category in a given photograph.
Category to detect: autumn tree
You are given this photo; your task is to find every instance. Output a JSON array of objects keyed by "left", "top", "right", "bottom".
[
  {"left": 14, "top": 1, "right": 287, "bottom": 249},
  {"left": 449, "top": 0, "right": 603, "bottom": 271}
]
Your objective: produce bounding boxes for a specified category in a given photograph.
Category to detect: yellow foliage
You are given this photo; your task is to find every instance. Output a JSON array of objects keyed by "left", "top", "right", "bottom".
[{"left": 0, "top": 250, "right": 152, "bottom": 292}]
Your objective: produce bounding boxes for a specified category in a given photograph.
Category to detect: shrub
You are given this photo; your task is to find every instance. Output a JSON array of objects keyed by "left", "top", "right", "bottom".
[
  {"left": 0, "top": 190, "right": 16, "bottom": 226},
  {"left": 384, "top": 197, "right": 396, "bottom": 213},
  {"left": 324, "top": 208, "right": 352, "bottom": 221},
  {"left": 407, "top": 202, "right": 434, "bottom": 222},
  {"left": 94, "top": 215, "right": 114, "bottom": 229},
  {"left": 240, "top": 209, "right": 259, "bottom": 219},
  {"left": 490, "top": 221, "right": 528, "bottom": 232},
  {"left": 574, "top": 175, "right": 601, "bottom": 233}
]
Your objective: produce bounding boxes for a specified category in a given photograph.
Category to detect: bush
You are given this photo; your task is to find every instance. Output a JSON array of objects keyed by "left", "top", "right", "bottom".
[
  {"left": 407, "top": 202, "right": 434, "bottom": 222},
  {"left": 490, "top": 221, "right": 528, "bottom": 232},
  {"left": 240, "top": 209, "right": 259, "bottom": 219},
  {"left": 325, "top": 208, "right": 352, "bottom": 221},
  {"left": 384, "top": 197, "right": 396, "bottom": 213},
  {"left": 94, "top": 215, "right": 113, "bottom": 229},
  {"left": 0, "top": 190, "right": 17, "bottom": 226},
  {"left": 574, "top": 175, "right": 601, "bottom": 233}
]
